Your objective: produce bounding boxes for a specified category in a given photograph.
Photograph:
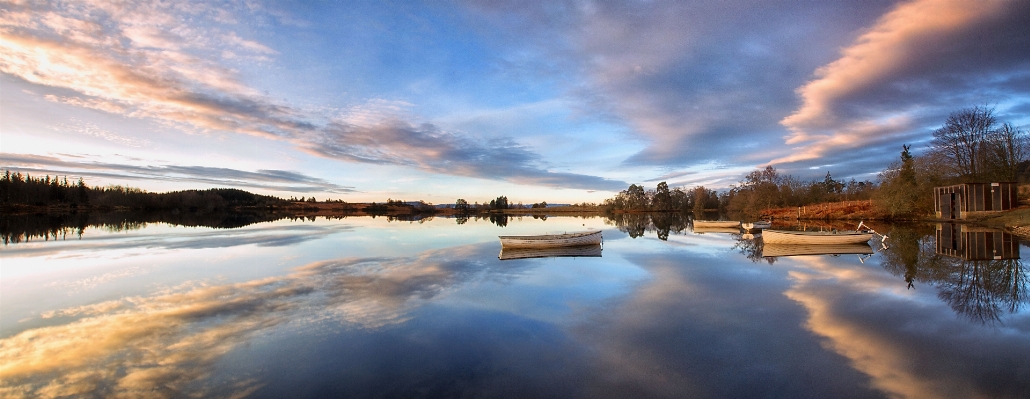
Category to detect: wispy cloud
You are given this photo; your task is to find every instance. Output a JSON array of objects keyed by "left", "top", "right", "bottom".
[
  {"left": 302, "top": 119, "right": 627, "bottom": 191},
  {"left": 0, "top": 0, "right": 625, "bottom": 191},
  {"left": 47, "top": 118, "right": 150, "bottom": 148},
  {"left": 644, "top": 170, "right": 696, "bottom": 183},
  {"left": 0, "top": 153, "right": 357, "bottom": 193},
  {"left": 779, "top": 0, "right": 1030, "bottom": 165}
]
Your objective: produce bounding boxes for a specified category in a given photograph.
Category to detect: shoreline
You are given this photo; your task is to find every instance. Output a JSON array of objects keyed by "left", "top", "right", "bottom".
[{"left": 6, "top": 200, "right": 1029, "bottom": 238}]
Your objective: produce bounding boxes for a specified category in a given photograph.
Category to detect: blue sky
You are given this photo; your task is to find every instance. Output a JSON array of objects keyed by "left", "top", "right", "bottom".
[{"left": 2, "top": 0, "right": 1029, "bottom": 204}]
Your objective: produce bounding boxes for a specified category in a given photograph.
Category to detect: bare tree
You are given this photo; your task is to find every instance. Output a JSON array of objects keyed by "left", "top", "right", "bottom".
[
  {"left": 987, "top": 123, "right": 1028, "bottom": 181},
  {"left": 930, "top": 106, "right": 997, "bottom": 181}
]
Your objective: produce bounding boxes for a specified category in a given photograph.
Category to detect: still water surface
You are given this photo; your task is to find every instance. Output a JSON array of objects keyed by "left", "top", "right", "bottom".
[{"left": 1, "top": 215, "right": 1028, "bottom": 398}]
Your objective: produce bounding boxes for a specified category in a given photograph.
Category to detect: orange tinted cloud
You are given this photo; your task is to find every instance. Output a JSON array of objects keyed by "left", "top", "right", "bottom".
[
  {"left": 779, "top": 0, "right": 1009, "bottom": 163},
  {"left": 0, "top": 1, "right": 299, "bottom": 140}
]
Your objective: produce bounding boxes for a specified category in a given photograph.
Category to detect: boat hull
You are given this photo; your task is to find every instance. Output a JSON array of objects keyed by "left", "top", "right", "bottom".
[
  {"left": 693, "top": 226, "right": 743, "bottom": 234},
  {"left": 762, "top": 229, "right": 873, "bottom": 245},
  {"left": 499, "top": 244, "right": 602, "bottom": 260},
  {"left": 498, "top": 230, "right": 602, "bottom": 248},
  {"left": 762, "top": 243, "right": 873, "bottom": 257},
  {"left": 694, "top": 220, "right": 741, "bottom": 228}
]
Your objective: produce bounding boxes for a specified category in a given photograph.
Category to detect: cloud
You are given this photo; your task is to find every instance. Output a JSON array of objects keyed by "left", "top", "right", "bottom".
[
  {"left": 0, "top": 153, "right": 357, "bottom": 193},
  {"left": 462, "top": 0, "right": 1030, "bottom": 181},
  {"left": 458, "top": 1, "right": 900, "bottom": 181},
  {"left": 46, "top": 118, "right": 150, "bottom": 148},
  {"left": 779, "top": 0, "right": 1030, "bottom": 166},
  {"left": 301, "top": 119, "right": 628, "bottom": 191},
  {"left": 0, "top": 0, "right": 625, "bottom": 192},
  {"left": 643, "top": 170, "right": 696, "bottom": 183}
]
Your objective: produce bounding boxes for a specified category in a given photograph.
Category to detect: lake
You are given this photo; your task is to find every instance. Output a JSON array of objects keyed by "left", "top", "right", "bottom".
[{"left": 2, "top": 214, "right": 1028, "bottom": 398}]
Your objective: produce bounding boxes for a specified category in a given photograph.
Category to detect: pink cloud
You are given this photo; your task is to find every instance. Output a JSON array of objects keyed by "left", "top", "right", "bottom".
[{"left": 779, "top": 0, "right": 1010, "bottom": 161}]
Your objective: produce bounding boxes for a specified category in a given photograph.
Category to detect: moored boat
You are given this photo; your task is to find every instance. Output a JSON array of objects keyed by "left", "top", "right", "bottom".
[
  {"left": 693, "top": 220, "right": 741, "bottom": 228},
  {"left": 498, "top": 230, "right": 602, "bottom": 248},
  {"left": 498, "top": 244, "right": 602, "bottom": 260},
  {"left": 762, "top": 229, "right": 873, "bottom": 245},
  {"left": 762, "top": 243, "right": 873, "bottom": 257}
]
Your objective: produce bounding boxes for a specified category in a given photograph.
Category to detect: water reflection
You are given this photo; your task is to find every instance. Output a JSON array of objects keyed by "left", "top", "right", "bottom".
[
  {"left": 3, "top": 215, "right": 1029, "bottom": 398},
  {"left": 762, "top": 243, "right": 874, "bottom": 257},
  {"left": 605, "top": 212, "right": 692, "bottom": 240},
  {"left": 0, "top": 211, "right": 293, "bottom": 245},
  {"left": 0, "top": 243, "right": 528, "bottom": 398},
  {"left": 732, "top": 233, "right": 773, "bottom": 264},
  {"left": 498, "top": 244, "right": 603, "bottom": 260},
  {"left": 1, "top": 223, "right": 346, "bottom": 259},
  {"left": 878, "top": 224, "right": 1027, "bottom": 324}
]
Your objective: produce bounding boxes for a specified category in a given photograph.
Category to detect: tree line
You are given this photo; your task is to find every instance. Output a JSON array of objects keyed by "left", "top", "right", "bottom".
[
  {"left": 0, "top": 171, "right": 286, "bottom": 211},
  {"left": 453, "top": 196, "right": 551, "bottom": 213},
  {"left": 603, "top": 170, "right": 873, "bottom": 217}
]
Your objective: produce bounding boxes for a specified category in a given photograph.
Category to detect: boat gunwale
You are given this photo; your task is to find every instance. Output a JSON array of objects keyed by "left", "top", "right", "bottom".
[{"left": 497, "top": 230, "right": 601, "bottom": 240}]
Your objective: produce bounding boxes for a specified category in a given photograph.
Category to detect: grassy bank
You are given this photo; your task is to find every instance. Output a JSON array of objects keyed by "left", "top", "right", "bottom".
[
  {"left": 761, "top": 200, "right": 882, "bottom": 221},
  {"left": 760, "top": 198, "right": 1030, "bottom": 238}
]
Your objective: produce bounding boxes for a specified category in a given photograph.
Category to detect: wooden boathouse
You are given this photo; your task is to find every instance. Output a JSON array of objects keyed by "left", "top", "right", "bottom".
[
  {"left": 933, "top": 182, "right": 1017, "bottom": 219},
  {"left": 936, "top": 224, "right": 1019, "bottom": 260}
]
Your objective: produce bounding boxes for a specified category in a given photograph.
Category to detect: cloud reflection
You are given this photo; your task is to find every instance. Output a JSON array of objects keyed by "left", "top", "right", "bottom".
[
  {"left": 783, "top": 256, "right": 1030, "bottom": 399},
  {"left": 2, "top": 223, "right": 346, "bottom": 259},
  {"left": 0, "top": 243, "right": 526, "bottom": 398}
]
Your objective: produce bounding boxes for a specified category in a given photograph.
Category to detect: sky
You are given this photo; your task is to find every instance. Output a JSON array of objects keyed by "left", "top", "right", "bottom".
[{"left": 2, "top": 0, "right": 1029, "bottom": 204}]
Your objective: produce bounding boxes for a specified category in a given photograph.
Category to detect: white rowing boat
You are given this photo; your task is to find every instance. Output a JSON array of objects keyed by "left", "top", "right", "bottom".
[
  {"left": 498, "top": 244, "right": 602, "bottom": 260},
  {"left": 762, "top": 229, "right": 873, "bottom": 245},
  {"left": 742, "top": 221, "right": 771, "bottom": 231},
  {"left": 694, "top": 220, "right": 741, "bottom": 228},
  {"left": 762, "top": 243, "right": 873, "bottom": 257},
  {"left": 498, "top": 230, "right": 602, "bottom": 248}
]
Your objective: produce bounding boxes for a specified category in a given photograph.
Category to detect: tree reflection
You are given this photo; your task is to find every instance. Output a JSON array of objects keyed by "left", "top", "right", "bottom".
[
  {"left": 1, "top": 211, "right": 289, "bottom": 245},
  {"left": 879, "top": 224, "right": 1028, "bottom": 324},
  {"left": 937, "top": 259, "right": 1026, "bottom": 323},
  {"left": 732, "top": 234, "right": 774, "bottom": 264},
  {"left": 603, "top": 212, "right": 690, "bottom": 240},
  {"left": 488, "top": 214, "right": 509, "bottom": 227}
]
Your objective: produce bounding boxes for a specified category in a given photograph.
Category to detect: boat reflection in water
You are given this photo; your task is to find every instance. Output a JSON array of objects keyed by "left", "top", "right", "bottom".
[
  {"left": 762, "top": 243, "right": 874, "bottom": 257},
  {"left": 498, "top": 244, "right": 602, "bottom": 260},
  {"left": 692, "top": 226, "right": 742, "bottom": 234}
]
